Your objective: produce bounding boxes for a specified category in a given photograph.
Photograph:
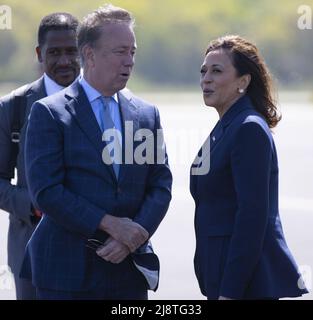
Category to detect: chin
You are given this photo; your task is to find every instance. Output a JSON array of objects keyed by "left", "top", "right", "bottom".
[
  {"left": 56, "top": 77, "right": 76, "bottom": 87},
  {"left": 117, "top": 84, "right": 127, "bottom": 92},
  {"left": 203, "top": 98, "right": 213, "bottom": 107}
]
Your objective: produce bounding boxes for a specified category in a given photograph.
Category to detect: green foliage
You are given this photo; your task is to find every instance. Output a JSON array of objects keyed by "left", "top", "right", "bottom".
[{"left": 1, "top": 0, "right": 313, "bottom": 88}]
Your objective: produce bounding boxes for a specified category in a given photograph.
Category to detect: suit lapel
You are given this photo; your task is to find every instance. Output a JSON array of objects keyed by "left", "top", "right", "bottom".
[
  {"left": 65, "top": 82, "right": 117, "bottom": 182},
  {"left": 191, "top": 120, "right": 223, "bottom": 174},
  {"left": 191, "top": 95, "right": 255, "bottom": 193},
  {"left": 117, "top": 89, "right": 139, "bottom": 184},
  {"left": 209, "top": 122, "right": 224, "bottom": 153},
  {"left": 196, "top": 95, "right": 254, "bottom": 167}
]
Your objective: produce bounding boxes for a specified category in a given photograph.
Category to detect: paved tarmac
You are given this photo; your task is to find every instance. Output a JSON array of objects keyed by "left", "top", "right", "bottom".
[{"left": 1, "top": 92, "right": 312, "bottom": 300}]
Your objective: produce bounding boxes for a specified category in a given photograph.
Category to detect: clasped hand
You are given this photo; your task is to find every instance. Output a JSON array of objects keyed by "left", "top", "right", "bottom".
[{"left": 98, "top": 215, "right": 149, "bottom": 263}]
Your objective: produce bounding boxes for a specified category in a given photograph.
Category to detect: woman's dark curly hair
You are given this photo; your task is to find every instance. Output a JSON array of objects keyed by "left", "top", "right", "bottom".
[{"left": 206, "top": 35, "right": 281, "bottom": 128}]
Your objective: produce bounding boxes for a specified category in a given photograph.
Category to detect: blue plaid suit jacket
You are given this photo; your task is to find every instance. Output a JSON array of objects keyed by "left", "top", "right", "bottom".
[{"left": 21, "top": 81, "right": 172, "bottom": 291}]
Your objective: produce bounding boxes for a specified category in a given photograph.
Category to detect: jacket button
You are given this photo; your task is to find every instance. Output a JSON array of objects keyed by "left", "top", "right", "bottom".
[{"left": 116, "top": 187, "right": 122, "bottom": 194}]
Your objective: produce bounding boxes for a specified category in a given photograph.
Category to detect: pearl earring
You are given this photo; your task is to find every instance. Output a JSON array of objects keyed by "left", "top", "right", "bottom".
[{"left": 238, "top": 88, "right": 244, "bottom": 93}]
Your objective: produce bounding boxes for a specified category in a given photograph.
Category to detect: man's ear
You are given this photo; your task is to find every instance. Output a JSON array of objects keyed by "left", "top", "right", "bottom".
[
  {"left": 82, "top": 45, "right": 95, "bottom": 68},
  {"left": 36, "top": 46, "right": 43, "bottom": 63}
]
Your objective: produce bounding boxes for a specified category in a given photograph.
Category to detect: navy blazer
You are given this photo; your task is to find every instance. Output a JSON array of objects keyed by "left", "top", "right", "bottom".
[
  {"left": 22, "top": 81, "right": 172, "bottom": 291},
  {"left": 190, "top": 95, "right": 308, "bottom": 299},
  {"left": 0, "top": 78, "right": 46, "bottom": 274}
]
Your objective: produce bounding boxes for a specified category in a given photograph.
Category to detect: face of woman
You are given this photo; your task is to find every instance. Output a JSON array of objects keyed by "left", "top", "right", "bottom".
[{"left": 200, "top": 49, "right": 246, "bottom": 116}]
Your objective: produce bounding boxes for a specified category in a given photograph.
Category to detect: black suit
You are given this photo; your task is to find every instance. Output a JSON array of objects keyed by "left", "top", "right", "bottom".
[{"left": 0, "top": 77, "right": 46, "bottom": 299}]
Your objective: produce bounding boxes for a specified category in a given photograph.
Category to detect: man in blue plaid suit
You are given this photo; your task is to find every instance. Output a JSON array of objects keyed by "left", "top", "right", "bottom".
[{"left": 21, "top": 4, "right": 172, "bottom": 300}]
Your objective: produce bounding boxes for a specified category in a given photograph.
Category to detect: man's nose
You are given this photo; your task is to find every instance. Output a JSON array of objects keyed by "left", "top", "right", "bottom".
[
  {"left": 57, "top": 53, "right": 72, "bottom": 66},
  {"left": 124, "top": 53, "right": 135, "bottom": 67}
]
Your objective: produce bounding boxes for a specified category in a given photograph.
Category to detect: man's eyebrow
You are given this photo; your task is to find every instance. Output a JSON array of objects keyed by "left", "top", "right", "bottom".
[{"left": 114, "top": 45, "right": 137, "bottom": 49}]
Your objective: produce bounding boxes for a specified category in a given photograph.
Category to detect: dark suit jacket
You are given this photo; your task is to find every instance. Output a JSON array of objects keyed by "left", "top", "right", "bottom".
[
  {"left": 190, "top": 95, "right": 308, "bottom": 299},
  {"left": 0, "top": 77, "right": 46, "bottom": 275},
  {"left": 22, "top": 81, "right": 172, "bottom": 291}
]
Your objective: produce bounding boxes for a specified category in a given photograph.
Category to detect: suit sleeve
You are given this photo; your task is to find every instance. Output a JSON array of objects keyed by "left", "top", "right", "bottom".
[
  {"left": 220, "top": 122, "right": 272, "bottom": 299},
  {"left": 25, "top": 101, "right": 106, "bottom": 238},
  {"left": 133, "top": 106, "right": 172, "bottom": 237},
  {"left": 0, "top": 98, "right": 33, "bottom": 225}
]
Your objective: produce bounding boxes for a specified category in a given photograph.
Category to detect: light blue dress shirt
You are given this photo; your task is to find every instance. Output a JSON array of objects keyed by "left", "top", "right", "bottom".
[
  {"left": 79, "top": 77, "right": 122, "bottom": 177},
  {"left": 79, "top": 77, "right": 122, "bottom": 144},
  {"left": 44, "top": 73, "right": 64, "bottom": 96}
]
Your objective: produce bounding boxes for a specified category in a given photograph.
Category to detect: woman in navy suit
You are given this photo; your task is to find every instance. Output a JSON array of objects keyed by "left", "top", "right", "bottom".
[{"left": 190, "top": 35, "right": 308, "bottom": 300}]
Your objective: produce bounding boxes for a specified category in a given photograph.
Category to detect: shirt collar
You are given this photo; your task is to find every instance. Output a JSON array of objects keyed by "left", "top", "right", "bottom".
[
  {"left": 43, "top": 73, "right": 65, "bottom": 96},
  {"left": 79, "top": 76, "right": 118, "bottom": 104}
]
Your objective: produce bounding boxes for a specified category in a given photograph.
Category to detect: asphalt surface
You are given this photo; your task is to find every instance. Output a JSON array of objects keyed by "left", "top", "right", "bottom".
[{"left": 1, "top": 92, "right": 312, "bottom": 300}]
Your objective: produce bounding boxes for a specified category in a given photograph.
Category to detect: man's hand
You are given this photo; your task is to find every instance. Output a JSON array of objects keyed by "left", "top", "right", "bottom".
[
  {"left": 99, "top": 214, "right": 149, "bottom": 252},
  {"left": 96, "top": 237, "right": 130, "bottom": 264}
]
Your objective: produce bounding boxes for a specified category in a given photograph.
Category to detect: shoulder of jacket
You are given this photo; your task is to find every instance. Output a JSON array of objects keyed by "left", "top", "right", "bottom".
[
  {"left": 0, "top": 78, "right": 43, "bottom": 105},
  {"left": 120, "top": 88, "right": 155, "bottom": 110}
]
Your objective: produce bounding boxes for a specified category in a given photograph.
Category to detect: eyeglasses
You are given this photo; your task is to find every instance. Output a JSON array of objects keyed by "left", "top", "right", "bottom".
[{"left": 85, "top": 238, "right": 105, "bottom": 251}]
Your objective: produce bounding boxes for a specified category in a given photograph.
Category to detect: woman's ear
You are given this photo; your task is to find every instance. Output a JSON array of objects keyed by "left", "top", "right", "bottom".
[{"left": 240, "top": 73, "right": 251, "bottom": 91}]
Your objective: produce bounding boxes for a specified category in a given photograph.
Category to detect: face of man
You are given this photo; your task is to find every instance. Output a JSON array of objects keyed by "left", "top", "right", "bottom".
[
  {"left": 36, "top": 29, "right": 80, "bottom": 87},
  {"left": 84, "top": 23, "right": 136, "bottom": 96}
]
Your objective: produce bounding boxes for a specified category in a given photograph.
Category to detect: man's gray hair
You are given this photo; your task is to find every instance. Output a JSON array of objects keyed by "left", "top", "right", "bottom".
[{"left": 78, "top": 4, "right": 135, "bottom": 65}]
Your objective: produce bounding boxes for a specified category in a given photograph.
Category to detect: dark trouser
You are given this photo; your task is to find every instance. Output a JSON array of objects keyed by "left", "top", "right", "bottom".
[
  {"left": 36, "top": 285, "right": 148, "bottom": 300},
  {"left": 14, "top": 274, "right": 36, "bottom": 300},
  {"left": 36, "top": 250, "right": 148, "bottom": 300}
]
